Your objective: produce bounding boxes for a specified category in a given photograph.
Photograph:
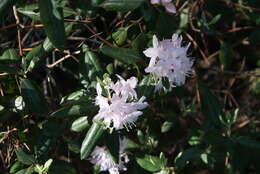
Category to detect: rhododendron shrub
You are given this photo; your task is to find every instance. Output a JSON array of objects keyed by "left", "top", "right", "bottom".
[{"left": 1, "top": 0, "right": 259, "bottom": 174}]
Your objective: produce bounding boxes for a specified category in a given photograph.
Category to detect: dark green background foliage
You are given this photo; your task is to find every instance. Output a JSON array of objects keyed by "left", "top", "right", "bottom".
[{"left": 0, "top": 0, "right": 260, "bottom": 173}]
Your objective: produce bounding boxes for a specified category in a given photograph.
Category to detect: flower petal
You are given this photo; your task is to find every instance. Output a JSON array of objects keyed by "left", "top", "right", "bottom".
[
  {"left": 151, "top": 0, "right": 160, "bottom": 4},
  {"left": 163, "top": 2, "right": 176, "bottom": 14}
]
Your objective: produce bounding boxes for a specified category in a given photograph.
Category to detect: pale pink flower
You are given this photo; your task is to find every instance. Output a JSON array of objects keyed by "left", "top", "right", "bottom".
[
  {"left": 143, "top": 34, "right": 193, "bottom": 88},
  {"left": 89, "top": 146, "right": 119, "bottom": 174},
  {"left": 109, "top": 75, "right": 138, "bottom": 99},
  {"left": 151, "top": 0, "right": 176, "bottom": 14},
  {"left": 94, "top": 76, "right": 148, "bottom": 130},
  {"left": 89, "top": 139, "right": 129, "bottom": 173}
]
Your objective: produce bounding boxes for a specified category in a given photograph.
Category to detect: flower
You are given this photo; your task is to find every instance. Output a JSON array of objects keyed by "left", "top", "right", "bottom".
[
  {"left": 94, "top": 76, "right": 148, "bottom": 130},
  {"left": 143, "top": 34, "right": 193, "bottom": 89},
  {"left": 89, "top": 146, "right": 119, "bottom": 174},
  {"left": 109, "top": 75, "right": 138, "bottom": 99},
  {"left": 151, "top": 0, "right": 176, "bottom": 14},
  {"left": 89, "top": 139, "right": 129, "bottom": 174}
]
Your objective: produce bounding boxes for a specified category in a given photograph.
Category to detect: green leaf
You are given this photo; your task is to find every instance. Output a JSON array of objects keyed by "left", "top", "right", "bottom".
[
  {"left": 235, "top": 136, "right": 260, "bottom": 150},
  {"left": 39, "top": 0, "right": 66, "bottom": 50},
  {"left": 15, "top": 149, "right": 35, "bottom": 165},
  {"left": 161, "top": 121, "right": 173, "bottom": 133},
  {"left": 84, "top": 47, "right": 102, "bottom": 72},
  {"left": 43, "top": 159, "right": 53, "bottom": 171},
  {"left": 100, "top": 45, "right": 142, "bottom": 65},
  {"left": 106, "top": 63, "right": 114, "bottom": 74},
  {"left": 10, "top": 161, "right": 24, "bottom": 173},
  {"left": 80, "top": 121, "right": 105, "bottom": 159},
  {"left": 23, "top": 24, "right": 72, "bottom": 73},
  {"left": 22, "top": 38, "right": 54, "bottom": 72},
  {"left": 67, "top": 140, "right": 81, "bottom": 154},
  {"left": 132, "top": 33, "right": 148, "bottom": 52},
  {"left": 249, "top": 68, "right": 260, "bottom": 95},
  {"left": 137, "top": 75, "right": 154, "bottom": 98},
  {"left": 175, "top": 148, "right": 202, "bottom": 168},
  {"left": 179, "top": 8, "right": 189, "bottom": 29},
  {"left": 71, "top": 116, "right": 89, "bottom": 132},
  {"left": 50, "top": 99, "right": 96, "bottom": 118},
  {"left": 0, "top": 0, "right": 18, "bottom": 18},
  {"left": 60, "top": 89, "right": 86, "bottom": 104},
  {"left": 100, "top": 0, "right": 144, "bottom": 11},
  {"left": 111, "top": 27, "right": 128, "bottom": 46},
  {"left": 20, "top": 79, "right": 48, "bottom": 115},
  {"left": 198, "top": 82, "right": 222, "bottom": 129},
  {"left": 15, "top": 167, "right": 33, "bottom": 174},
  {"left": 17, "top": 4, "right": 41, "bottom": 21},
  {"left": 0, "top": 64, "right": 17, "bottom": 74},
  {"left": 92, "top": 0, "right": 105, "bottom": 6},
  {"left": 24, "top": 166, "right": 34, "bottom": 174},
  {"left": 219, "top": 42, "right": 233, "bottom": 69},
  {"left": 0, "top": 48, "right": 20, "bottom": 74},
  {"left": 79, "top": 45, "right": 102, "bottom": 81},
  {"left": 208, "top": 14, "right": 221, "bottom": 25},
  {"left": 136, "top": 154, "right": 164, "bottom": 172},
  {"left": 188, "top": 136, "right": 201, "bottom": 146},
  {"left": 18, "top": 4, "right": 76, "bottom": 21},
  {"left": 0, "top": 48, "right": 19, "bottom": 60}
]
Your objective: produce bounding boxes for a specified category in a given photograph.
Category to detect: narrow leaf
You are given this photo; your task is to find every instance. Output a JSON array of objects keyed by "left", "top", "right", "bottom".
[
  {"left": 100, "top": 45, "right": 141, "bottom": 65},
  {"left": 100, "top": 0, "right": 144, "bottom": 11},
  {"left": 15, "top": 149, "right": 35, "bottom": 165},
  {"left": 219, "top": 42, "right": 233, "bottom": 69},
  {"left": 0, "top": 0, "right": 18, "bottom": 18},
  {"left": 71, "top": 116, "right": 89, "bottom": 132},
  {"left": 136, "top": 155, "right": 163, "bottom": 172},
  {"left": 198, "top": 82, "right": 222, "bottom": 128},
  {"left": 20, "top": 79, "right": 48, "bottom": 115},
  {"left": 80, "top": 121, "right": 105, "bottom": 159},
  {"left": 39, "top": 0, "right": 66, "bottom": 49}
]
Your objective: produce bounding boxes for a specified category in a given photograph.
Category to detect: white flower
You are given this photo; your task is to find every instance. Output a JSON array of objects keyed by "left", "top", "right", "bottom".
[
  {"left": 143, "top": 34, "right": 193, "bottom": 88},
  {"left": 89, "top": 146, "right": 119, "bottom": 174},
  {"left": 151, "top": 0, "right": 176, "bottom": 14},
  {"left": 110, "top": 75, "right": 138, "bottom": 99},
  {"left": 89, "top": 141, "right": 129, "bottom": 174},
  {"left": 94, "top": 77, "right": 148, "bottom": 130}
]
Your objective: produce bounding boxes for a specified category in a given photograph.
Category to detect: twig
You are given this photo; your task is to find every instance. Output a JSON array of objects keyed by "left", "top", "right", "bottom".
[
  {"left": 207, "top": 50, "right": 220, "bottom": 60},
  {"left": 22, "top": 48, "right": 33, "bottom": 51},
  {"left": 226, "top": 26, "right": 255, "bottom": 33},
  {"left": 0, "top": 24, "right": 18, "bottom": 31},
  {"left": 232, "top": 119, "right": 251, "bottom": 131},
  {"left": 85, "top": 24, "right": 114, "bottom": 47},
  {"left": 0, "top": 84, "right": 4, "bottom": 96},
  {"left": 47, "top": 51, "right": 80, "bottom": 68},
  {"left": 184, "top": 31, "right": 209, "bottom": 65},
  {"left": 23, "top": 24, "right": 43, "bottom": 29},
  {"left": 13, "top": 6, "right": 23, "bottom": 56},
  {"left": 0, "top": 73, "right": 9, "bottom": 76},
  {"left": 63, "top": 50, "right": 80, "bottom": 63},
  {"left": 188, "top": 1, "right": 201, "bottom": 33},
  {"left": 177, "top": 0, "right": 189, "bottom": 13},
  {"left": 232, "top": 2, "right": 260, "bottom": 11}
]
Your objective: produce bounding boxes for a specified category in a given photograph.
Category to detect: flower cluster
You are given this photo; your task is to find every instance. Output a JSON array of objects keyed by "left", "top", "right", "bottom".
[
  {"left": 143, "top": 34, "right": 193, "bottom": 90},
  {"left": 94, "top": 75, "right": 148, "bottom": 130},
  {"left": 89, "top": 146, "right": 119, "bottom": 174},
  {"left": 151, "top": 0, "right": 176, "bottom": 14},
  {"left": 89, "top": 33, "right": 193, "bottom": 173},
  {"left": 89, "top": 138, "right": 128, "bottom": 174}
]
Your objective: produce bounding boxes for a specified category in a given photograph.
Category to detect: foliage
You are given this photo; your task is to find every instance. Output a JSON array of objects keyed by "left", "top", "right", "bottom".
[{"left": 1, "top": 0, "right": 260, "bottom": 174}]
